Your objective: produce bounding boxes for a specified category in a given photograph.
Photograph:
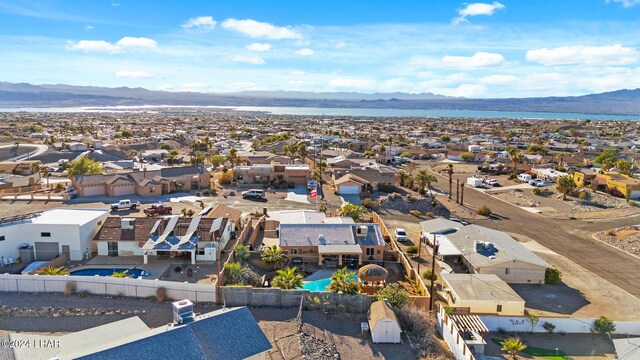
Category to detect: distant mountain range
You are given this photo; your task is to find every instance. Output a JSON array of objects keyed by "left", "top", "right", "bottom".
[{"left": 0, "top": 81, "right": 639, "bottom": 115}]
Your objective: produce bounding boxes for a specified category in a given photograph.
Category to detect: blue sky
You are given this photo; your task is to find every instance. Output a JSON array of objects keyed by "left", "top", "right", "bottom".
[{"left": 0, "top": 0, "right": 639, "bottom": 97}]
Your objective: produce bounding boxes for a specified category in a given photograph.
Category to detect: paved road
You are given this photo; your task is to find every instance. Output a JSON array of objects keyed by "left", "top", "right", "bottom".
[
  {"left": 430, "top": 170, "right": 640, "bottom": 299},
  {"left": 0, "top": 143, "right": 49, "bottom": 161}
]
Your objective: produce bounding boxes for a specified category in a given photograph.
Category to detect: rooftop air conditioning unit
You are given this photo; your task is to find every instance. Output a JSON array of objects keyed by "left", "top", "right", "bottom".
[
  {"left": 121, "top": 218, "right": 135, "bottom": 230},
  {"left": 318, "top": 235, "right": 326, "bottom": 244},
  {"left": 357, "top": 226, "right": 368, "bottom": 235},
  {"left": 172, "top": 299, "right": 194, "bottom": 324}
]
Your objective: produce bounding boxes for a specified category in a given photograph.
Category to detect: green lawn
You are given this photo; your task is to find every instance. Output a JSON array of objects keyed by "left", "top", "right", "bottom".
[{"left": 491, "top": 338, "right": 568, "bottom": 360}]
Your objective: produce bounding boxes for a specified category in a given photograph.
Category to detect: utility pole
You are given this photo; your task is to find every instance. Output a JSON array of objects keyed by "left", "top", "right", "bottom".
[
  {"left": 417, "top": 232, "right": 423, "bottom": 276},
  {"left": 216, "top": 236, "right": 222, "bottom": 304},
  {"left": 429, "top": 233, "right": 439, "bottom": 312},
  {"left": 456, "top": 179, "right": 460, "bottom": 204},
  {"left": 460, "top": 182, "right": 465, "bottom": 206}
]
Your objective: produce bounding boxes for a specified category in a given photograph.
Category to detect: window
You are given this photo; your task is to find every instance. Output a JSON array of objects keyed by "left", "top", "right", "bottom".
[
  {"left": 505, "top": 268, "right": 510, "bottom": 274},
  {"left": 497, "top": 305, "right": 503, "bottom": 312},
  {"left": 377, "top": 250, "right": 381, "bottom": 254},
  {"left": 150, "top": 187, "right": 155, "bottom": 193},
  {"left": 291, "top": 249, "right": 298, "bottom": 255},
  {"left": 0, "top": 235, "right": 4, "bottom": 241},
  {"left": 365, "top": 248, "right": 374, "bottom": 256},
  {"left": 41, "top": 232, "right": 51, "bottom": 237}
]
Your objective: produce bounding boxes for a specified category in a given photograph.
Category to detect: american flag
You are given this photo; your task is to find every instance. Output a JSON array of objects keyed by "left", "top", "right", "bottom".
[{"left": 310, "top": 188, "right": 317, "bottom": 198}]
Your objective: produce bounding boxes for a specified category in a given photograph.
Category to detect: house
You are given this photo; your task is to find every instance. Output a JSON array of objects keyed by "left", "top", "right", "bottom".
[
  {"left": 69, "top": 142, "right": 88, "bottom": 152},
  {"left": 0, "top": 209, "right": 108, "bottom": 261},
  {"left": 573, "top": 168, "right": 599, "bottom": 187},
  {"left": 94, "top": 213, "right": 232, "bottom": 264},
  {"left": 72, "top": 166, "right": 211, "bottom": 198},
  {"left": 441, "top": 273, "right": 525, "bottom": 316},
  {"left": 595, "top": 172, "right": 640, "bottom": 200},
  {"left": 141, "top": 149, "right": 168, "bottom": 162},
  {"left": 333, "top": 163, "right": 396, "bottom": 190},
  {"left": 5, "top": 305, "right": 272, "bottom": 360},
  {"left": 233, "top": 163, "right": 310, "bottom": 186},
  {"left": 531, "top": 168, "right": 568, "bottom": 182},
  {"left": 0, "top": 160, "right": 40, "bottom": 175},
  {"left": 368, "top": 300, "right": 402, "bottom": 343},
  {"left": 275, "top": 211, "right": 385, "bottom": 266},
  {"left": 237, "top": 150, "right": 289, "bottom": 165},
  {"left": 447, "top": 151, "right": 485, "bottom": 163},
  {"left": 334, "top": 173, "right": 368, "bottom": 195},
  {"left": 445, "top": 225, "right": 550, "bottom": 284}
]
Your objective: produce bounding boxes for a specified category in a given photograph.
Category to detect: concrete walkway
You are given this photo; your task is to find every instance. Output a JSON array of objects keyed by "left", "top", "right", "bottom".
[{"left": 613, "top": 336, "right": 640, "bottom": 359}]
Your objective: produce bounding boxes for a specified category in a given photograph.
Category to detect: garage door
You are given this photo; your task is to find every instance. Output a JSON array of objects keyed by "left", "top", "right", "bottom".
[
  {"left": 339, "top": 185, "right": 360, "bottom": 195},
  {"left": 35, "top": 242, "right": 59, "bottom": 261},
  {"left": 112, "top": 185, "right": 135, "bottom": 196},
  {"left": 83, "top": 185, "right": 105, "bottom": 197}
]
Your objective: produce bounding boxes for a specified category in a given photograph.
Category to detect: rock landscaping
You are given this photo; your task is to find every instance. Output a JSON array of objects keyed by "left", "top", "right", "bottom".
[
  {"left": 0, "top": 304, "right": 143, "bottom": 318},
  {"left": 378, "top": 193, "right": 448, "bottom": 216},
  {"left": 298, "top": 331, "right": 340, "bottom": 360},
  {"left": 594, "top": 225, "right": 640, "bottom": 257}
]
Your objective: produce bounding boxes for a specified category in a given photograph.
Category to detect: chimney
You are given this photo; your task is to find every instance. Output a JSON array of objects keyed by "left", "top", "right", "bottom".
[{"left": 172, "top": 299, "right": 194, "bottom": 324}]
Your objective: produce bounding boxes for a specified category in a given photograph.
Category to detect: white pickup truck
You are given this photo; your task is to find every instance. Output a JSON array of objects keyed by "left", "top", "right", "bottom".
[{"left": 110, "top": 199, "right": 141, "bottom": 211}]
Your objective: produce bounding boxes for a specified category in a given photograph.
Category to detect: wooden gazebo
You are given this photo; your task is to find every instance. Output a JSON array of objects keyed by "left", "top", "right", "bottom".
[{"left": 358, "top": 264, "right": 388, "bottom": 295}]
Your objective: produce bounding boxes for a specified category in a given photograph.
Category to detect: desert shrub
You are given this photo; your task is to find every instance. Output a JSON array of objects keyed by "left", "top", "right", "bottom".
[
  {"left": 477, "top": 205, "right": 492, "bottom": 216},
  {"left": 425, "top": 211, "right": 434, "bottom": 218},
  {"left": 397, "top": 306, "right": 444, "bottom": 358},
  {"left": 376, "top": 284, "right": 410, "bottom": 308},
  {"left": 532, "top": 188, "right": 542, "bottom": 196},
  {"left": 64, "top": 282, "right": 76, "bottom": 296},
  {"left": 224, "top": 262, "right": 245, "bottom": 285},
  {"left": 545, "top": 266, "right": 562, "bottom": 285},
  {"left": 156, "top": 287, "right": 168, "bottom": 302},
  {"left": 543, "top": 322, "right": 556, "bottom": 334},
  {"left": 388, "top": 193, "right": 401, "bottom": 200},
  {"left": 592, "top": 316, "right": 616, "bottom": 335},
  {"left": 406, "top": 194, "right": 417, "bottom": 202},
  {"left": 578, "top": 190, "right": 589, "bottom": 200},
  {"left": 630, "top": 200, "right": 638, "bottom": 207},
  {"left": 55, "top": 183, "right": 64, "bottom": 191},
  {"left": 409, "top": 209, "right": 422, "bottom": 218},
  {"left": 607, "top": 229, "right": 616, "bottom": 236},
  {"left": 377, "top": 183, "right": 399, "bottom": 193},
  {"left": 219, "top": 171, "right": 233, "bottom": 185},
  {"left": 77, "top": 291, "right": 89, "bottom": 298},
  {"left": 146, "top": 296, "right": 157, "bottom": 302},
  {"left": 508, "top": 173, "right": 516, "bottom": 180},
  {"left": 422, "top": 269, "right": 437, "bottom": 281},
  {"left": 362, "top": 198, "right": 379, "bottom": 210},
  {"left": 406, "top": 245, "right": 419, "bottom": 254}
]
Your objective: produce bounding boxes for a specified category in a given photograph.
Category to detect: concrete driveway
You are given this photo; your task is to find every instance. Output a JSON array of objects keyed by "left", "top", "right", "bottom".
[
  {"left": 285, "top": 185, "right": 310, "bottom": 204},
  {"left": 340, "top": 194, "right": 361, "bottom": 205}
]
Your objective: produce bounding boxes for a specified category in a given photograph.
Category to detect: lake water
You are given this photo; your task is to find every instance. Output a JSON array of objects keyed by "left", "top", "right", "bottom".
[{"left": 1, "top": 105, "right": 638, "bottom": 120}]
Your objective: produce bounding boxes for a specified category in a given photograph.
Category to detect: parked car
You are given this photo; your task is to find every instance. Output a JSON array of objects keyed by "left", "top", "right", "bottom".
[
  {"left": 529, "top": 179, "right": 546, "bottom": 187},
  {"left": 144, "top": 204, "right": 173, "bottom": 216},
  {"left": 110, "top": 199, "right": 141, "bottom": 211},
  {"left": 395, "top": 228, "right": 408, "bottom": 242},
  {"left": 518, "top": 174, "right": 532, "bottom": 183},
  {"left": 242, "top": 189, "right": 265, "bottom": 199},
  {"left": 307, "top": 179, "right": 318, "bottom": 190},
  {"left": 449, "top": 217, "right": 469, "bottom": 226},
  {"left": 485, "top": 179, "right": 500, "bottom": 187}
]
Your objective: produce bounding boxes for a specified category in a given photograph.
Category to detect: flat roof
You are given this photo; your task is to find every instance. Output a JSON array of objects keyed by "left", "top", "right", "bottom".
[
  {"left": 30, "top": 208, "right": 108, "bottom": 226},
  {"left": 442, "top": 273, "right": 525, "bottom": 303}
]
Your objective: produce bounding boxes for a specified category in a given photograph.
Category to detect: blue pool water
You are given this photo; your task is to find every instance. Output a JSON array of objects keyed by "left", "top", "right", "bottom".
[
  {"left": 70, "top": 268, "right": 149, "bottom": 278},
  {"left": 301, "top": 275, "right": 359, "bottom": 292}
]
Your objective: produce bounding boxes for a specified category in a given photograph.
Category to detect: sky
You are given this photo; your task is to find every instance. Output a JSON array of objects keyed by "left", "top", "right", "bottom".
[{"left": 0, "top": 0, "right": 639, "bottom": 98}]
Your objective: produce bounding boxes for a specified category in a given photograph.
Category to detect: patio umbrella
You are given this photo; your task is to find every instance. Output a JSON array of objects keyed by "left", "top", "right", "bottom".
[{"left": 358, "top": 264, "right": 388, "bottom": 283}]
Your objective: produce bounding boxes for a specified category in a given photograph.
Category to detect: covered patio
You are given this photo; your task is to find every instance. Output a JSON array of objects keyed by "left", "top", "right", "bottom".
[
  {"left": 141, "top": 215, "right": 202, "bottom": 265},
  {"left": 317, "top": 245, "right": 363, "bottom": 266}
]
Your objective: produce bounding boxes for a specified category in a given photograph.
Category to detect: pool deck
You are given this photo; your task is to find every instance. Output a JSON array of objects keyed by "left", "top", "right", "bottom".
[{"left": 302, "top": 269, "right": 338, "bottom": 282}]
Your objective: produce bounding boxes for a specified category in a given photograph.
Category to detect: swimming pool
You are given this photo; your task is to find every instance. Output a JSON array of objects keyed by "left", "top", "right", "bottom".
[
  {"left": 70, "top": 268, "right": 149, "bottom": 278},
  {"left": 300, "top": 275, "right": 359, "bottom": 292}
]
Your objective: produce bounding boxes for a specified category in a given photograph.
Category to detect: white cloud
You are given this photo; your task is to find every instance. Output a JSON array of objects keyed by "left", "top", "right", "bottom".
[
  {"left": 84, "top": 25, "right": 94, "bottom": 31},
  {"left": 180, "top": 82, "right": 207, "bottom": 92},
  {"left": 115, "top": 37, "right": 157, "bottom": 48},
  {"left": 246, "top": 43, "right": 271, "bottom": 52},
  {"left": 221, "top": 18, "right": 302, "bottom": 39},
  {"left": 294, "top": 48, "right": 314, "bottom": 56},
  {"left": 66, "top": 40, "right": 121, "bottom": 53},
  {"left": 335, "top": 41, "right": 346, "bottom": 49},
  {"left": 288, "top": 70, "right": 306, "bottom": 76},
  {"left": 606, "top": 0, "right": 640, "bottom": 7},
  {"left": 526, "top": 44, "right": 639, "bottom": 66},
  {"left": 453, "top": 2, "right": 505, "bottom": 24},
  {"left": 182, "top": 16, "right": 217, "bottom": 30},
  {"left": 225, "top": 82, "right": 262, "bottom": 91},
  {"left": 480, "top": 74, "right": 519, "bottom": 85},
  {"left": 439, "top": 52, "right": 506, "bottom": 69},
  {"left": 432, "top": 84, "right": 488, "bottom": 97},
  {"left": 115, "top": 70, "right": 152, "bottom": 78},
  {"left": 157, "top": 84, "right": 172, "bottom": 91},
  {"left": 230, "top": 55, "right": 265, "bottom": 65},
  {"left": 288, "top": 80, "right": 315, "bottom": 87},
  {"left": 329, "top": 78, "right": 375, "bottom": 90}
]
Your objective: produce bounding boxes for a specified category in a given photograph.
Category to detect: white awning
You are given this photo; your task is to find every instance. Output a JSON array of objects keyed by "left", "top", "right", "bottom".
[
  {"left": 318, "top": 245, "right": 363, "bottom": 255},
  {"left": 431, "top": 234, "right": 462, "bottom": 256}
]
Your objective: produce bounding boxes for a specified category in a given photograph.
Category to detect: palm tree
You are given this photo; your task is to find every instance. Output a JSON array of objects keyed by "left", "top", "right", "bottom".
[
  {"left": 339, "top": 203, "right": 368, "bottom": 222},
  {"left": 414, "top": 170, "right": 436, "bottom": 197},
  {"left": 327, "top": 268, "right": 358, "bottom": 294},
  {"left": 556, "top": 175, "right": 576, "bottom": 201},
  {"left": 500, "top": 337, "right": 527, "bottom": 360},
  {"left": 272, "top": 266, "right": 303, "bottom": 289},
  {"left": 261, "top": 245, "right": 287, "bottom": 270},
  {"left": 615, "top": 159, "right": 631, "bottom": 175},
  {"left": 235, "top": 245, "right": 249, "bottom": 264},
  {"left": 396, "top": 170, "right": 410, "bottom": 187},
  {"left": 36, "top": 266, "right": 69, "bottom": 275},
  {"left": 227, "top": 147, "right": 239, "bottom": 167},
  {"left": 506, "top": 146, "right": 523, "bottom": 178}
]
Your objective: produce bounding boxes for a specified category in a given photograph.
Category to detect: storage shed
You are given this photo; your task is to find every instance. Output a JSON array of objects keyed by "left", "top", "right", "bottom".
[{"left": 368, "top": 300, "right": 402, "bottom": 343}]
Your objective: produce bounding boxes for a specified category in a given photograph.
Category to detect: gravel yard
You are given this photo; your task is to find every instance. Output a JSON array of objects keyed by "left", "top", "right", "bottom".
[{"left": 594, "top": 225, "right": 640, "bottom": 257}]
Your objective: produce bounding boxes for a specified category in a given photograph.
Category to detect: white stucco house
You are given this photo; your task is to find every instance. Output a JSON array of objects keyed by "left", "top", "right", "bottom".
[{"left": 0, "top": 209, "right": 109, "bottom": 262}]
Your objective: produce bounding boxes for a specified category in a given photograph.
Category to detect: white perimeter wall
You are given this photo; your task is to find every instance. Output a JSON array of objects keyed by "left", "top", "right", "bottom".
[
  {"left": 480, "top": 316, "right": 640, "bottom": 336},
  {"left": 0, "top": 274, "right": 215, "bottom": 303}
]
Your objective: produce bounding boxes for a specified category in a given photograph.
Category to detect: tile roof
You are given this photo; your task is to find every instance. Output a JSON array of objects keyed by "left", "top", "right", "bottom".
[
  {"left": 93, "top": 216, "right": 225, "bottom": 242},
  {"left": 279, "top": 223, "right": 384, "bottom": 247}
]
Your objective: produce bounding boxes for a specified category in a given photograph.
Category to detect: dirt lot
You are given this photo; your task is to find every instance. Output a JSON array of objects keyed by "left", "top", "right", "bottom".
[
  {"left": 513, "top": 233, "right": 640, "bottom": 321},
  {"left": 484, "top": 332, "right": 616, "bottom": 359},
  {"left": 594, "top": 225, "right": 640, "bottom": 257}
]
